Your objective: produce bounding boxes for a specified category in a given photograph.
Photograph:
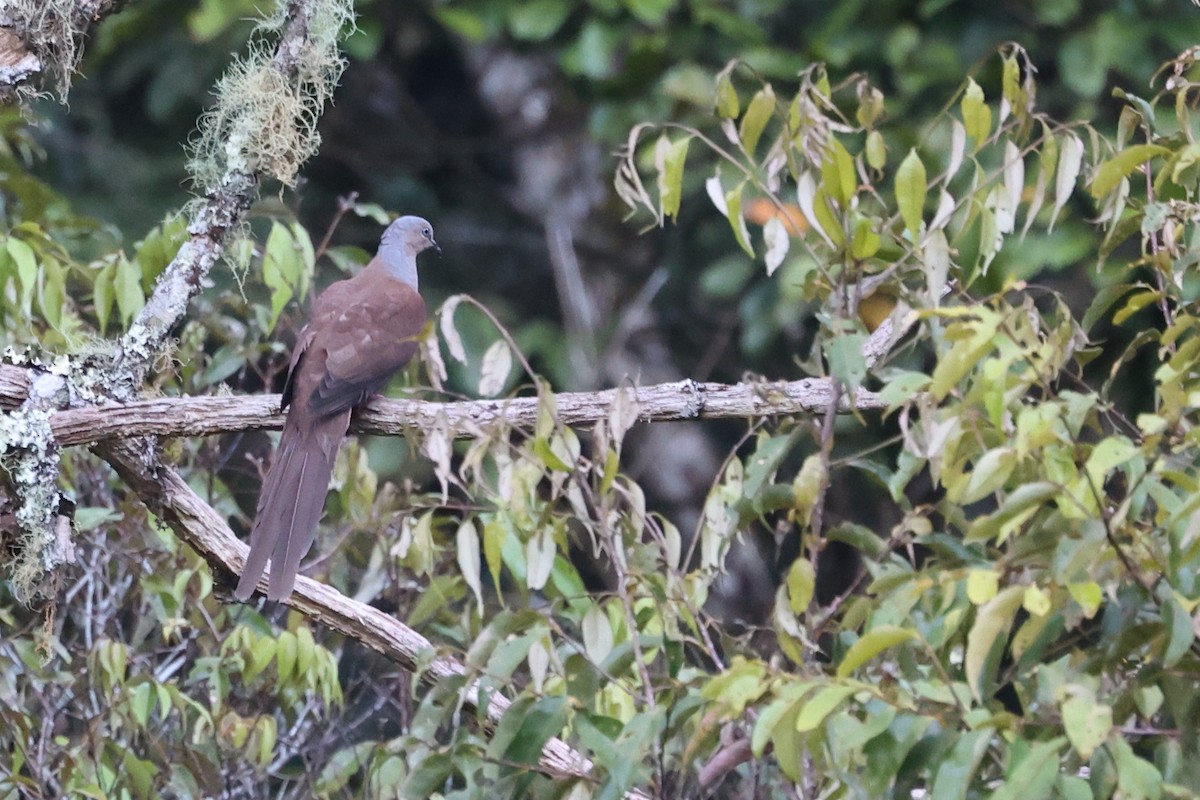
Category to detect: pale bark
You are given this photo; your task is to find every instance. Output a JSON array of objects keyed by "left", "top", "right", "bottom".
[{"left": 0, "top": 363, "right": 884, "bottom": 447}]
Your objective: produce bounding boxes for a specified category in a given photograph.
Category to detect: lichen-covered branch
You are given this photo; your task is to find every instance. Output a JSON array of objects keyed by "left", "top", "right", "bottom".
[
  {"left": 112, "top": 0, "right": 352, "bottom": 397},
  {"left": 0, "top": 0, "right": 126, "bottom": 103},
  {"left": 95, "top": 435, "right": 651, "bottom": 799},
  {"left": 0, "top": 368, "right": 75, "bottom": 596},
  {"left": 0, "top": 365, "right": 886, "bottom": 447},
  {"left": 109, "top": 173, "right": 258, "bottom": 399}
]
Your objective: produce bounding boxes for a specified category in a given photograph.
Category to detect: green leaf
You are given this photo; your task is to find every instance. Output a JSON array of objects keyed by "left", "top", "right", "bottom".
[
  {"left": 478, "top": 339, "right": 513, "bottom": 397},
  {"left": 245, "top": 637, "right": 276, "bottom": 684},
  {"left": 744, "top": 432, "right": 795, "bottom": 498},
  {"left": 795, "top": 684, "right": 856, "bottom": 732},
  {"left": 351, "top": 201, "right": 391, "bottom": 225},
  {"left": 966, "top": 481, "right": 1058, "bottom": 542},
  {"left": 821, "top": 137, "right": 856, "bottom": 206},
  {"left": 1083, "top": 435, "right": 1137, "bottom": 486},
  {"left": 1022, "top": 585, "right": 1051, "bottom": 617},
  {"left": 715, "top": 65, "right": 739, "bottom": 119},
  {"left": 850, "top": 218, "right": 881, "bottom": 260},
  {"left": 114, "top": 256, "right": 145, "bottom": 326},
  {"left": 763, "top": 216, "right": 789, "bottom": 275},
  {"left": 1057, "top": 776, "right": 1092, "bottom": 800},
  {"left": 990, "top": 738, "right": 1067, "bottom": 800},
  {"left": 966, "top": 569, "right": 999, "bottom": 604},
  {"left": 8, "top": 238, "right": 37, "bottom": 315},
  {"left": 811, "top": 184, "right": 844, "bottom": 246},
  {"left": 656, "top": 135, "right": 690, "bottom": 221},
  {"left": 739, "top": 84, "right": 776, "bottom": 155},
  {"left": 965, "top": 585, "right": 1024, "bottom": 701},
  {"left": 750, "top": 691, "right": 804, "bottom": 758},
  {"left": 786, "top": 558, "right": 815, "bottom": 615},
  {"left": 295, "top": 625, "right": 316, "bottom": 679},
  {"left": 792, "top": 455, "right": 824, "bottom": 528},
  {"left": 825, "top": 328, "right": 868, "bottom": 393},
  {"left": 525, "top": 529, "right": 555, "bottom": 591},
  {"left": 878, "top": 370, "right": 932, "bottom": 411},
  {"left": 503, "top": 696, "right": 569, "bottom": 765},
  {"left": 1161, "top": 592, "right": 1194, "bottom": 667},
  {"left": 276, "top": 631, "right": 297, "bottom": 682},
  {"left": 724, "top": 181, "right": 755, "bottom": 256},
  {"left": 262, "top": 222, "right": 300, "bottom": 333},
  {"left": 896, "top": 149, "right": 927, "bottom": 244},
  {"left": 866, "top": 130, "right": 887, "bottom": 170},
  {"left": 433, "top": 8, "right": 486, "bottom": 41},
  {"left": 772, "top": 706, "right": 805, "bottom": 782},
  {"left": 582, "top": 605, "right": 613, "bottom": 663},
  {"left": 482, "top": 516, "right": 506, "bottom": 593},
  {"left": 1089, "top": 144, "right": 1170, "bottom": 199},
  {"left": 1111, "top": 737, "right": 1163, "bottom": 800},
  {"left": 624, "top": 0, "right": 678, "bottom": 26},
  {"left": 93, "top": 263, "right": 114, "bottom": 334},
  {"left": 508, "top": 0, "right": 571, "bottom": 40},
  {"left": 836, "top": 626, "right": 915, "bottom": 677},
  {"left": 128, "top": 681, "right": 154, "bottom": 727},
  {"left": 826, "top": 522, "right": 890, "bottom": 558},
  {"left": 961, "top": 78, "right": 991, "bottom": 148},
  {"left": 931, "top": 730, "right": 990, "bottom": 800},
  {"left": 960, "top": 447, "right": 1016, "bottom": 504},
  {"left": 400, "top": 752, "right": 451, "bottom": 798},
  {"left": 1001, "top": 53, "right": 1025, "bottom": 121},
  {"left": 1169, "top": 141, "right": 1200, "bottom": 186},
  {"left": 1061, "top": 691, "right": 1111, "bottom": 760},
  {"left": 457, "top": 519, "right": 484, "bottom": 610},
  {"left": 39, "top": 261, "right": 64, "bottom": 331},
  {"left": 1082, "top": 282, "right": 1135, "bottom": 331},
  {"left": 1051, "top": 133, "right": 1084, "bottom": 229},
  {"left": 253, "top": 717, "right": 277, "bottom": 769},
  {"left": 121, "top": 751, "right": 158, "bottom": 800},
  {"left": 1067, "top": 582, "right": 1102, "bottom": 617},
  {"left": 702, "top": 658, "right": 771, "bottom": 716}
]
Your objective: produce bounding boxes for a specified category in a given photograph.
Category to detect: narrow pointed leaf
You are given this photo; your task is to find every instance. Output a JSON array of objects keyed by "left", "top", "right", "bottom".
[{"left": 896, "top": 149, "right": 927, "bottom": 244}]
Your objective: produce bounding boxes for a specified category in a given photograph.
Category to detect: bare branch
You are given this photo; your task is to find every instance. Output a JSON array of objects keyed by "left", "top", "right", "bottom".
[
  {"left": 697, "top": 736, "right": 754, "bottom": 788},
  {"left": 0, "top": 364, "right": 885, "bottom": 447}
]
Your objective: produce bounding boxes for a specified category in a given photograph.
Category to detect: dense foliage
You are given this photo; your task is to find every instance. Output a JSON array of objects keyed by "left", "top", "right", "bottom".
[{"left": 2, "top": 2, "right": 1200, "bottom": 799}]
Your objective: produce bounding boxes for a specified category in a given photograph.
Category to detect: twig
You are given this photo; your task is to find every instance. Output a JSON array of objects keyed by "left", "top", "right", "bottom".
[
  {"left": 312, "top": 191, "right": 359, "bottom": 264},
  {"left": 545, "top": 215, "right": 599, "bottom": 387},
  {"left": 697, "top": 736, "right": 754, "bottom": 788}
]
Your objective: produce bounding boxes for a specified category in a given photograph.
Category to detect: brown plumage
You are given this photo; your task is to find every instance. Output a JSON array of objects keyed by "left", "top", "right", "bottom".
[{"left": 236, "top": 216, "right": 439, "bottom": 601}]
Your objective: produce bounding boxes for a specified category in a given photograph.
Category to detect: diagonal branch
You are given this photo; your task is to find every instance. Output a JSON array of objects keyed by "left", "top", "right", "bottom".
[{"left": 92, "top": 435, "right": 651, "bottom": 799}]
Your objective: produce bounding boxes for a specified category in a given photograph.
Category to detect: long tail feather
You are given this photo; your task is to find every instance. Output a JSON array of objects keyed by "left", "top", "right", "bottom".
[{"left": 235, "top": 412, "right": 348, "bottom": 601}]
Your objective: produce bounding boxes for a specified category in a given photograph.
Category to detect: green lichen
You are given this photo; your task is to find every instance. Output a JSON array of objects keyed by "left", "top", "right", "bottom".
[
  {"left": 3, "top": 0, "right": 89, "bottom": 102},
  {"left": 187, "top": 0, "right": 355, "bottom": 191},
  {"left": 0, "top": 404, "right": 61, "bottom": 599}
]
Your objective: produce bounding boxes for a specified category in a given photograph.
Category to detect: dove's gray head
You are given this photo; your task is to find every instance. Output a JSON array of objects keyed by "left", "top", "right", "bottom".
[{"left": 377, "top": 216, "right": 439, "bottom": 287}]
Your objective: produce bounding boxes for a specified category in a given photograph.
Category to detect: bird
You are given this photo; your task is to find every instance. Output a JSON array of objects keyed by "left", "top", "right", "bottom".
[{"left": 235, "top": 215, "right": 440, "bottom": 602}]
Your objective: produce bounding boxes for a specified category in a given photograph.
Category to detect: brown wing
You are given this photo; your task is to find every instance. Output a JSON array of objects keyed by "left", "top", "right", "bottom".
[
  {"left": 279, "top": 325, "right": 316, "bottom": 412},
  {"left": 302, "top": 271, "right": 428, "bottom": 418}
]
